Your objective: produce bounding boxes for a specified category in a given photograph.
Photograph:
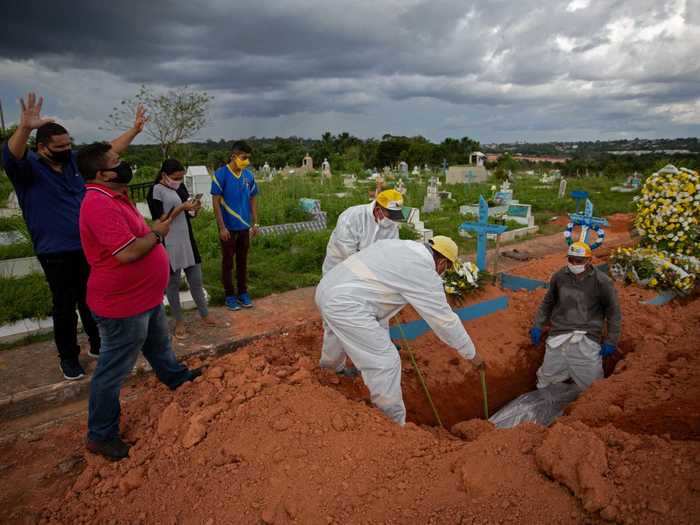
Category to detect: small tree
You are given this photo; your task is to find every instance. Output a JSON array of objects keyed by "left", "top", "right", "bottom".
[{"left": 106, "top": 85, "right": 212, "bottom": 159}]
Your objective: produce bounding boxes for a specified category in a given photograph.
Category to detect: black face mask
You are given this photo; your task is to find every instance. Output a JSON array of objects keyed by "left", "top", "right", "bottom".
[
  {"left": 46, "top": 148, "right": 72, "bottom": 165},
  {"left": 104, "top": 162, "right": 133, "bottom": 185}
]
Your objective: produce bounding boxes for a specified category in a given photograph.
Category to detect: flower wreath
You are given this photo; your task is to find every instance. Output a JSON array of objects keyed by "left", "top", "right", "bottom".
[{"left": 564, "top": 222, "right": 605, "bottom": 250}]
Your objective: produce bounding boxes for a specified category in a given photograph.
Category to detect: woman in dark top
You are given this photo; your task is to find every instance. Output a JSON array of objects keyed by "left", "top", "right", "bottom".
[{"left": 147, "top": 159, "right": 215, "bottom": 338}]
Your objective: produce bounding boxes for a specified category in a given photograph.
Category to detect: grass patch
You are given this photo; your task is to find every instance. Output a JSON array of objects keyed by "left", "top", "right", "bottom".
[
  {"left": 0, "top": 273, "right": 52, "bottom": 324},
  {"left": 0, "top": 171, "right": 13, "bottom": 207},
  {"left": 0, "top": 172, "right": 639, "bottom": 323},
  {"left": 511, "top": 175, "right": 637, "bottom": 222},
  {"left": 191, "top": 209, "right": 331, "bottom": 304},
  {"left": 0, "top": 216, "right": 34, "bottom": 260},
  {"left": 0, "top": 242, "right": 34, "bottom": 260},
  {"left": 0, "top": 331, "right": 54, "bottom": 352}
]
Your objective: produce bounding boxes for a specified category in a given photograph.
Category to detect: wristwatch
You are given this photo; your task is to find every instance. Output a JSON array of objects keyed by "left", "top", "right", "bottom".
[{"left": 152, "top": 230, "right": 164, "bottom": 244}]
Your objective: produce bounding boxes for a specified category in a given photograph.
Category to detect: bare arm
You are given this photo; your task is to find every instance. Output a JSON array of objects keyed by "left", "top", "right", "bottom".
[
  {"left": 113, "top": 215, "right": 171, "bottom": 264},
  {"left": 110, "top": 104, "right": 148, "bottom": 155},
  {"left": 212, "top": 195, "right": 230, "bottom": 241},
  {"left": 114, "top": 232, "right": 160, "bottom": 264},
  {"left": 167, "top": 200, "right": 196, "bottom": 221},
  {"left": 250, "top": 196, "right": 259, "bottom": 236},
  {"left": 250, "top": 196, "right": 258, "bottom": 224},
  {"left": 7, "top": 126, "right": 32, "bottom": 160},
  {"left": 212, "top": 195, "right": 226, "bottom": 229}
]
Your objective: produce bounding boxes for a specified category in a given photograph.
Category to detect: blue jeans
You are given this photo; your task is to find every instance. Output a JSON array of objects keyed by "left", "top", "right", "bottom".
[{"left": 88, "top": 304, "right": 192, "bottom": 442}]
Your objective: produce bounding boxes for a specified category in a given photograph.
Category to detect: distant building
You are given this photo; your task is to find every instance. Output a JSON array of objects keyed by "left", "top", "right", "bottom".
[{"left": 470, "top": 151, "right": 487, "bottom": 167}]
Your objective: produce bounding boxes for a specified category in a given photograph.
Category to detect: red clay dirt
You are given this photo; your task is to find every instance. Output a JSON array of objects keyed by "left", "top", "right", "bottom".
[{"left": 1, "top": 241, "right": 699, "bottom": 524}]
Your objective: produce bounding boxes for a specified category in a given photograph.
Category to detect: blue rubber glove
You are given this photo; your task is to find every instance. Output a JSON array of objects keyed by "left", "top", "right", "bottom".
[
  {"left": 529, "top": 327, "right": 542, "bottom": 346},
  {"left": 600, "top": 342, "right": 616, "bottom": 357}
]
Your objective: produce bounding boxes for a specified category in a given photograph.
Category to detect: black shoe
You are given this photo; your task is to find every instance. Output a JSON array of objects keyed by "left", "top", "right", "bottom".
[
  {"left": 336, "top": 366, "right": 361, "bottom": 378},
  {"left": 170, "top": 367, "right": 204, "bottom": 391},
  {"left": 60, "top": 359, "right": 86, "bottom": 381},
  {"left": 86, "top": 437, "right": 130, "bottom": 461}
]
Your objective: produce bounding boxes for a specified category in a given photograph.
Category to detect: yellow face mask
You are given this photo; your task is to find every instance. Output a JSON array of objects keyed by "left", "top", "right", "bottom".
[{"left": 234, "top": 156, "right": 250, "bottom": 170}]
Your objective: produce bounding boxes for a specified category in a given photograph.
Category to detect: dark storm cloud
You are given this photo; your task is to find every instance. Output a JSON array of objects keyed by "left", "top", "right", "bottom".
[{"left": 1, "top": 0, "right": 698, "bottom": 140}]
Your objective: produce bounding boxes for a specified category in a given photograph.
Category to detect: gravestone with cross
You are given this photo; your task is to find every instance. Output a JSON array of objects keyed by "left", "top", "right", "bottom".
[
  {"left": 459, "top": 195, "right": 508, "bottom": 271},
  {"left": 568, "top": 197, "right": 608, "bottom": 246}
]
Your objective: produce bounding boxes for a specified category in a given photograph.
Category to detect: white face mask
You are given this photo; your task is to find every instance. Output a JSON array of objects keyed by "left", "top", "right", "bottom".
[
  {"left": 568, "top": 263, "right": 587, "bottom": 275},
  {"left": 163, "top": 174, "right": 182, "bottom": 190},
  {"left": 378, "top": 216, "right": 395, "bottom": 228}
]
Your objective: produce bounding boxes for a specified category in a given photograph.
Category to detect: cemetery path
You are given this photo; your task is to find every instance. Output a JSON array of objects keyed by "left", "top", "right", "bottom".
[
  {"left": 0, "top": 214, "right": 636, "bottom": 425},
  {"left": 0, "top": 288, "right": 320, "bottom": 421}
]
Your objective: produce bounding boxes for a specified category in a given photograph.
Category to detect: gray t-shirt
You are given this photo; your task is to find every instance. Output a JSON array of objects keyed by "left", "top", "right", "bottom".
[{"left": 152, "top": 184, "right": 195, "bottom": 271}]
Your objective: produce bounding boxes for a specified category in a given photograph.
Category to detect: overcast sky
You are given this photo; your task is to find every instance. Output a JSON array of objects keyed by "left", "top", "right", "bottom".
[{"left": 1, "top": 0, "right": 699, "bottom": 144}]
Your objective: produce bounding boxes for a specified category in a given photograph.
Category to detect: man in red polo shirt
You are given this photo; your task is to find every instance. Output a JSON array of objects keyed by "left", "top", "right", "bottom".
[{"left": 77, "top": 142, "right": 200, "bottom": 460}]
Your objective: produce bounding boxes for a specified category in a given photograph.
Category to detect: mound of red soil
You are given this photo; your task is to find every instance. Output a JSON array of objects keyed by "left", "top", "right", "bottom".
[{"left": 1, "top": 248, "right": 699, "bottom": 524}]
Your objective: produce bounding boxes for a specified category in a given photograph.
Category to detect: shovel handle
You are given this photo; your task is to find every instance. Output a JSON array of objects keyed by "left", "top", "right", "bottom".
[{"left": 479, "top": 369, "right": 489, "bottom": 419}]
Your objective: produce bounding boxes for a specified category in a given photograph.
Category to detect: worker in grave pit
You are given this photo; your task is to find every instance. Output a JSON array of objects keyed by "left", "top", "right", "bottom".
[
  {"left": 529, "top": 241, "right": 622, "bottom": 391},
  {"left": 319, "top": 189, "right": 406, "bottom": 378},
  {"left": 315, "top": 236, "right": 485, "bottom": 425}
]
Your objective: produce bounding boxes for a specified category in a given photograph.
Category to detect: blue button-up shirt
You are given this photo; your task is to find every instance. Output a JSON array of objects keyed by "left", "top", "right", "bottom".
[{"left": 2, "top": 143, "right": 85, "bottom": 255}]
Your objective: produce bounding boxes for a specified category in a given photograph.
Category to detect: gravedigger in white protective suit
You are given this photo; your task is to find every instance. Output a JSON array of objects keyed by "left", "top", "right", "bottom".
[
  {"left": 321, "top": 189, "right": 405, "bottom": 275},
  {"left": 315, "top": 236, "right": 485, "bottom": 425},
  {"left": 320, "top": 189, "right": 405, "bottom": 379}
]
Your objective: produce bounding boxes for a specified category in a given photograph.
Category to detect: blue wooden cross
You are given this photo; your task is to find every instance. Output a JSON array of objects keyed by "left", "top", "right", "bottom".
[
  {"left": 570, "top": 190, "right": 589, "bottom": 213},
  {"left": 569, "top": 198, "right": 608, "bottom": 245},
  {"left": 459, "top": 195, "right": 508, "bottom": 271}
]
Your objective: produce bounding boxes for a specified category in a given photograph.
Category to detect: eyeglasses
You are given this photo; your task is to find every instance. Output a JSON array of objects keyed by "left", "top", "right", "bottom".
[{"left": 567, "top": 256, "right": 588, "bottom": 265}]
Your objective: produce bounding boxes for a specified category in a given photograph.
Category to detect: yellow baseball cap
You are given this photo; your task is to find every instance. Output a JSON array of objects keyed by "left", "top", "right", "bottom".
[
  {"left": 430, "top": 235, "right": 459, "bottom": 267},
  {"left": 567, "top": 241, "right": 592, "bottom": 258},
  {"left": 376, "top": 189, "right": 405, "bottom": 221}
]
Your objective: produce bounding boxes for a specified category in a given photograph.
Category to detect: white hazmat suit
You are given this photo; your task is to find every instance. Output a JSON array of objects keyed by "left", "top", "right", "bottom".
[
  {"left": 321, "top": 201, "right": 399, "bottom": 275},
  {"left": 315, "top": 239, "right": 476, "bottom": 425},
  {"left": 320, "top": 201, "right": 400, "bottom": 372},
  {"left": 536, "top": 331, "right": 603, "bottom": 390}
]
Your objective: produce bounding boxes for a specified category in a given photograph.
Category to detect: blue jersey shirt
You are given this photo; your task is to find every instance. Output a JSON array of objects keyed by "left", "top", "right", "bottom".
[
  {"left": 2, "top": 143, "right": 85, "bottom": 255},
  {"left": 210, "top": 164, "right": 259, "bottom": 231}
]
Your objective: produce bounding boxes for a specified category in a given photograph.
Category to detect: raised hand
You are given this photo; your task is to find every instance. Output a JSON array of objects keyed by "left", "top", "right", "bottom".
[
  {"left": 19, "top": 92, "right": 54, "bottom": 130},
  {"left": 132, "top": 104, "right": 149, "bottom": 133}
]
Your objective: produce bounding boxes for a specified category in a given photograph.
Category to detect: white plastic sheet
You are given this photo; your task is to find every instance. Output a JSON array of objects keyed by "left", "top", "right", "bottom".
[{"left": 489, "top": 383, "right": 581, "bottom": 429}]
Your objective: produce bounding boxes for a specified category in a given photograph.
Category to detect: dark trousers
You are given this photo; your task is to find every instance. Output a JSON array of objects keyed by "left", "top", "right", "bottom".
[
  {"left": 88, "top": 305, "right": 191, "bottom": 442},
  {"left": 220, "top": 229, "right": 250, "bottom": 297},
  {"left": 37, "top": 250, "right": 100, "bottom": 361}
]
